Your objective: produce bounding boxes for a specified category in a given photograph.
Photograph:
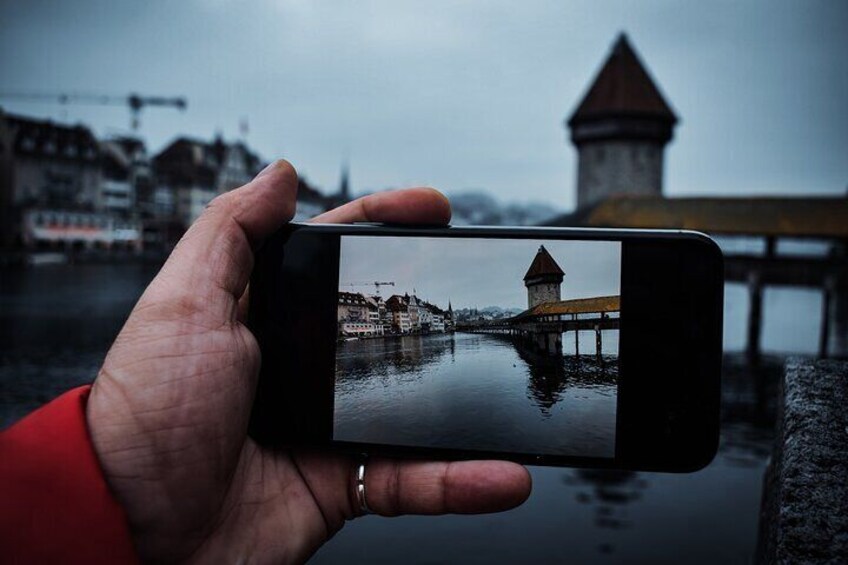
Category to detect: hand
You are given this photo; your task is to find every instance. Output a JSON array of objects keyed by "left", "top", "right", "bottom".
[{"left": 87, "top": 161, "right": 532, "bottom": 563}]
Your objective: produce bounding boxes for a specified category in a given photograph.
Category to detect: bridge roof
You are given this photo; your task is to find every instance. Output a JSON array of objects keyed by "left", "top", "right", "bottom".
[
  {"left": 549, "top": 195, "right": 848, "bottom": 239},
  {"left": 514, "top": 295, "right": 621, "bottom": 320}
]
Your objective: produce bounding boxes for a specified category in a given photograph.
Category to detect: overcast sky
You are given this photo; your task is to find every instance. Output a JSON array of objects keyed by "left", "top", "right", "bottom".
[
  {"left": 1, "top": 1, "right": 846, "bottom": 209},
  {"left": 340, "top": 237, "right": 620, "bottom": 310}
]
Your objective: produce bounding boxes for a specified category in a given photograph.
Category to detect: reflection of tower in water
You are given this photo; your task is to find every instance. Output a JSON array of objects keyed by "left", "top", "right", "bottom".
[
  {"left": 486, "top": 333, "right": 616, "bottom": 416},
  {"left": 564, "top": 468, "right": 650, "bottom": 556},
  {"left": 515, "top": 345, "right": 568, "bottom": 416}
]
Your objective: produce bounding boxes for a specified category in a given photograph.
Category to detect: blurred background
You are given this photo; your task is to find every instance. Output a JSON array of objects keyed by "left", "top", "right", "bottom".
[{"left": 1, "top": 1, "right": 846, "bottom": 562}]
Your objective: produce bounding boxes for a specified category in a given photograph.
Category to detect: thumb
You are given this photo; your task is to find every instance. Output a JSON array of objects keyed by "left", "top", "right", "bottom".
[{"left": 145, "top": 160, "right": 298, "bottom": 326}]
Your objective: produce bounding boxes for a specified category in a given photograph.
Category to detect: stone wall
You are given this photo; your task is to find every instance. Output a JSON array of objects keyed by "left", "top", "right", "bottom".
[
  {"left": 528, "top": 282, "right": 561, "bottom": 308},
  {"left": 757, "top": 358, "right": 848, "bottom": 564},
  {"left": 576, "top": 141, "right": 664, "bottom": 210}
]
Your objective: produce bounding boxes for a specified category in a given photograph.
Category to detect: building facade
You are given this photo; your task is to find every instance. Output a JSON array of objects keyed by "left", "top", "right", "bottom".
[
  {"left": 337, "top": 290, "right": 453, "bottom": 337},
  {"left": 0, "top": 108, "right": 353, "bottom": 254},
  {"left": 386, "top": 295, "right": 412, "bottom": 334},
  {"left": 338, "top": 291, "right": 382, "bottom": 336},
  {"left": 153, "top": 136, "right": 262, "bottom": 229},
  {"left": 0, "top": 110, "right": 142, "bottom": 250}
]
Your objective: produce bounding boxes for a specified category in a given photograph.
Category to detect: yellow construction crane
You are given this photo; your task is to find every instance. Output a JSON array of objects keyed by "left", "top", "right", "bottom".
[{"left": 0, "top": 91, "right": 187, "bottom": 131}]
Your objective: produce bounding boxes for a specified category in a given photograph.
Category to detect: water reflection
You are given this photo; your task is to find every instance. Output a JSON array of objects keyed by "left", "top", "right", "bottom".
[
  {"left": 336, "top": 332, "right": 618, "bottom": 419},
  {"left": 544, "top": 353, "right": 782, "bottom": 559},
  {"left": 562, "top": 468, "right": 650, "bottom": 555},
  {"left": 716, "top": 355, "right": 780, "bottom": 466},
  {"left": 512, "top": 341, "right": 617, "bottom": 416},
  {"left": 334, "top": 332, "right": 618, "bottom": 457},
  {"left": 1, "top": 264, "right": 159, "bottom": 428},
  {"left": 336, "top": 334, "right": 455, "bottom": 383}
]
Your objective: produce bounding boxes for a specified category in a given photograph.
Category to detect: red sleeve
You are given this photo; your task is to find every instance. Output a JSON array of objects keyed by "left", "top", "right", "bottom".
[{"left": 0, "top": 386, "right": 139, "bottom": 564}]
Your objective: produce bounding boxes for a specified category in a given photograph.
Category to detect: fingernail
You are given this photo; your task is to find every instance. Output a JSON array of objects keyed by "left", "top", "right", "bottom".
[{"left": 255, "top": 161, "right": 277, "bottom": 179}]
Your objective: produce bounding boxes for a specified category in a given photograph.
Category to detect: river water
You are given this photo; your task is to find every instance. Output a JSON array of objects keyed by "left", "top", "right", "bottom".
[
  {"left": 1, "top": 263, "right": 804, "bottom": 562},
  {"left": 335, "top": 333, "right": 618, "bottom": 457}
]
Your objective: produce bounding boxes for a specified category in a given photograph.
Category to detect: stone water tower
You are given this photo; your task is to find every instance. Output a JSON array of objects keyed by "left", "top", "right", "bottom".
[
  {"left": 524, "top": 245, "right": 565, "bottom": 308},
  {"left": 567, "top": 33, "right": 678, "bottom": 210}
]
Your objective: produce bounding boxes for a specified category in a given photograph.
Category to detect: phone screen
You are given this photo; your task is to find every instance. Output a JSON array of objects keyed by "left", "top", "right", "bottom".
[
  {"left": 249, "top": 224, "right": 722, "bottom": 471},
  {"left": 334, "top": 236, "right": 622, "bottom": 459}
]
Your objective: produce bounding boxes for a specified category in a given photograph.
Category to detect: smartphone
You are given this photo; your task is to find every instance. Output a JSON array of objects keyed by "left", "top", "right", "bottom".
[{"left": 248, "top": 223, "right": 723, "bottom": 472}]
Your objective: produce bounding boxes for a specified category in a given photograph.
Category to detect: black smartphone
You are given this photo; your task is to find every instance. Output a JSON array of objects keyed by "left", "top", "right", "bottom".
[{"left": 248, "top": 223, "right": 723, "bottom": 472}]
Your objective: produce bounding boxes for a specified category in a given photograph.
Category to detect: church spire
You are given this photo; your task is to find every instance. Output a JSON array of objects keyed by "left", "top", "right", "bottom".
[{"left": 338, "top": 161, "right": 350, "bottom": 201}]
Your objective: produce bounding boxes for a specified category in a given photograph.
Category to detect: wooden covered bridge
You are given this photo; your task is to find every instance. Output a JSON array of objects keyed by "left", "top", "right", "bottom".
[
  {"left": 459, "top": 244, "right": 620, "bottom": 358},
  {"left": 462, "top": 295, "right": 620, "bottom": 357},
  {"left": 553, "top": 195, "right": 848, "bottom": 361}
]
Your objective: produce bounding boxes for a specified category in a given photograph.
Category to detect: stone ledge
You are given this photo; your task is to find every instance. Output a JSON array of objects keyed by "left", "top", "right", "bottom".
[{"left": 758, "top": 357, "right": 848, "bottom": 564}]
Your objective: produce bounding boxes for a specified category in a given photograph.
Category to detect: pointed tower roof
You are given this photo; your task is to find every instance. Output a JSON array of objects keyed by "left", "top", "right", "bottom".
[
  {"left": 524, "top": 245, "right": 565, "bottom": 281},
  {"left": 569, "top": 33, "right": 677, "bottom": 125}
]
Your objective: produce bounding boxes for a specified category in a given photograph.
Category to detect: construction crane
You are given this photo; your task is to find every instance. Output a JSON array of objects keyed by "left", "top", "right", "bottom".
[
  {"left": 342, "top": 281, "right": 395, "bottom": 296},
  {"left": 0, "top": 91, "right": 187, "bottom": 131}
]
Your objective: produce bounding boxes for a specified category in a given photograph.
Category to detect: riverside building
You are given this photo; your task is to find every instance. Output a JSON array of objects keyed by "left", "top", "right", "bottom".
[{"left": 340, "top": 291, "right": 452, "bottom": 337}]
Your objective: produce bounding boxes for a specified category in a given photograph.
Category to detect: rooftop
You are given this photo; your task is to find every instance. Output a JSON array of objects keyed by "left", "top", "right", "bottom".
[
  {"left": 568, "top": 33, "right": 677, "bottom": 126},
  {"left": 524, "top": 245, "right": 565, "bottom": 281},
  {"left": 549, "top": 195, "right": 848, "bottom": 238},
  {"left": 514, "top": 295, "right": 621, "bottom": 320},
  {"left": 4, "top": 112, "right": 100, "bottom": 162}
]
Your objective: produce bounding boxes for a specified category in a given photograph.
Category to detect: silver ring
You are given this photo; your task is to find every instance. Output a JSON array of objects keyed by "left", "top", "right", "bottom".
[{"left": 354, "top": 461, "right": 373, "bottom": 515}]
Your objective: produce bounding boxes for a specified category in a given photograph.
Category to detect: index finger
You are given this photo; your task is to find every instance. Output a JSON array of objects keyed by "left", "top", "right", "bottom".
[
  {"left": 310, "top": 188, "right": 451, "bottom": 225},
  {"left": 363, "top": 458, "right": 532, "bottom": 516}
]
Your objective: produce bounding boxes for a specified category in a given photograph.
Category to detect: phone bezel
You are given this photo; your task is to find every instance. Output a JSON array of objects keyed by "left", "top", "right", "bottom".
[{"left": 248, "top": 223, "right": 723, "bottom": 472}]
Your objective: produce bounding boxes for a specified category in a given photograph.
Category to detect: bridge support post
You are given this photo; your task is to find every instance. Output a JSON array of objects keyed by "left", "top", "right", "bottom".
[
  {"left": 829, "top": 276, "right": 848, "bottom": 359},
  {"left": 595, "top": 325, "right": 602, "bottom": 360},
  {"left": 575, "top": 330, "right": 580, "bottom": 357},
  {"left": 547, "top": 332, "right": 561, "bottom": 356},
  {"left": 529, "top": 330, "right": 563, "bottom": 356},
  {"left": 748, "top": 237, "right": 777, "bottom": 365},
  {"left": 822, "top": 240, "right": 848, "bottom": 359},
  {"left": 820, "top": 276, "right": 833, "bottom": 358},
  {"left": 747, "top": 270, "right": 763, "bottom": 366}
]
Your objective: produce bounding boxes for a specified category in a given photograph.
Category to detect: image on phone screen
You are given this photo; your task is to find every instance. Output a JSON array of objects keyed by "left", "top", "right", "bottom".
[{"left": 333, "top": 236, "right": 622, "bottom": 458}]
